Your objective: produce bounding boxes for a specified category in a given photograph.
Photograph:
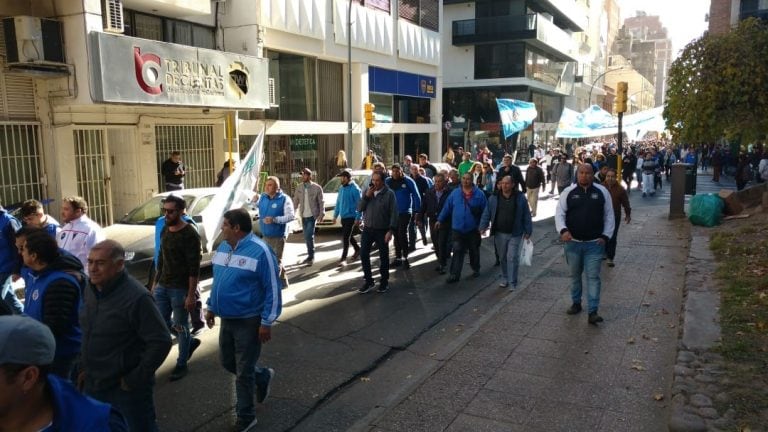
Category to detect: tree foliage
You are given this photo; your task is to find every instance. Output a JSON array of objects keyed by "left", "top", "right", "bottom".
[{"left": 664, "top": 18, "right": 768, "bottom": 145}]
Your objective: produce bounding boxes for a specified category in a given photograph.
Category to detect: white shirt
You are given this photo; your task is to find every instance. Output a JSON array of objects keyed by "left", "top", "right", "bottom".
[{"left": 57, "top": 215, "right": 105, "bottom": 273}]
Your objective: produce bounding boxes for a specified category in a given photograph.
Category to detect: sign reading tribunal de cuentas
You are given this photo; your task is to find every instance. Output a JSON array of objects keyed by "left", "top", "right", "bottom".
[{"left": 89, "top": 32, "right": 269, "bottom": 109}]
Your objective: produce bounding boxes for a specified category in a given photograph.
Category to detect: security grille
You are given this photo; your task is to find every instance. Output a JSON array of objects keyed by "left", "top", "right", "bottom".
[
  {"left": 0, "top": 123, "right": 44, "bottom": 208},
  {"left": 155, "top": 125, "right": 215, "bottom": 190},
  {"left": 73, "top": 129, "right": 112, "bottom": 226}
]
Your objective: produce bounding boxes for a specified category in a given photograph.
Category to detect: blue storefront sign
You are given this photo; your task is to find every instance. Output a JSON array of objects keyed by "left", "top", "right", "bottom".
[{"left": 369, "top": 66, "right": 436, "bottom": 99}]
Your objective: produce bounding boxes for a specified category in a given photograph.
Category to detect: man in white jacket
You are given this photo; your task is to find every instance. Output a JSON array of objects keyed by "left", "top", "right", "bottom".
[{"left": 57, "top": 196, "right": 104, "bottom": 273}]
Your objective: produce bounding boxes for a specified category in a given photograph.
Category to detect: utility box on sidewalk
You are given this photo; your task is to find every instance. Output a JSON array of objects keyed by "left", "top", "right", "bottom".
[
  {"left": 669, "top": 164, "right": 688, "bottom": 219},
  {"left": 684, "top": 163, "right": 697, "bottom": 195}
]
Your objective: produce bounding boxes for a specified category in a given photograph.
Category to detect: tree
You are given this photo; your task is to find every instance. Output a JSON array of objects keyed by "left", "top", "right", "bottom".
[{"left": 664, "top": 18, "right": 768, "bottom": 146}]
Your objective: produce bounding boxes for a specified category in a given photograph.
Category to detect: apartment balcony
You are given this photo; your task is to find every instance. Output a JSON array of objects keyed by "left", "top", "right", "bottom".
[
  {"left": 452, "top": 13, "right": 577, "bottom": 62},
  {"left": 124, "top": 0, "right": 210, "bottom": 16},
  {"left": 534, "top": 0, "right": 587, "bottom": 31}
]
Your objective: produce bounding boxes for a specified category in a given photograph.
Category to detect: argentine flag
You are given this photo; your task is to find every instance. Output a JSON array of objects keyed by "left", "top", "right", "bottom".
[{"left": 496, "top": 99, "right": 538, "bottom": 138}]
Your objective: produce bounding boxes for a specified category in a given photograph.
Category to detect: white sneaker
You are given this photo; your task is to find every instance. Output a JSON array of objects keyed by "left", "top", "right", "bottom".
[{"left": 498, "top": 281, "right": 509, "bottom": 288}]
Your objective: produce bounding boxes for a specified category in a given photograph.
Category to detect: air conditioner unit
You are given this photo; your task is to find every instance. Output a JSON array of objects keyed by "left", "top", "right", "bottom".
[
  {"left": 102, "top": 0, "right": 124, "bottom": 34},
  {"left": 2, "top": 16, "right": 65, "bottom": 66},
  {"left": 268, "top": 77, "right": 278, "bottom": 107}
]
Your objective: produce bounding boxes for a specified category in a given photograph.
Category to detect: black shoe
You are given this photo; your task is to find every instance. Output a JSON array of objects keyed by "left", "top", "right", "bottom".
[
  {"left": 566, "top": 303, "right": 582, "bottom": 315},
  {"left": 494, "top": 259, "right": 500, "bottom": 267},
  {"left": 191, "top": 325, "right": 205, "bottom": 337},
  {"left": 187, "top": 338, "right": 201, "bottom": 361},
  {"left": 303, "top": 258, "right": 314, "bottom": 266},
  {"left": 408, "top": 246, "right": 416, "bottom": 253},
  {"left": 376, "top": 283, "right": 389, "bottom": 293},
  {"left": 434, "top": 265, "right": 443, "bottom": 272},
  {"left": 446, "top": 275, "right": 459, "bottom": 283},
  {"left": 234, "top": 417, "right": 258, "bottom": 432},
  {"left": 393, "top": 258, "right": 403, "bottom": 267},
  {"left": 422, "top": 238, "right": 428, "bottom": 246},
  {"left": 357, "top": 281, "right": 375, "bottom": 294},
  {"left": 170, "top": 365, "right": 188, "bottom": 381},
  {"left": 256, "top": 368, "right": 275, "bottom": 404},
  {"left": 588, "top": 312, "right": 604, "bottom": 325},
  {"left": 403, "top": 259, "right": 410, "bottom": 270},
  {"left": 471, "top": 271, "right": 480, "bottom": 278}
]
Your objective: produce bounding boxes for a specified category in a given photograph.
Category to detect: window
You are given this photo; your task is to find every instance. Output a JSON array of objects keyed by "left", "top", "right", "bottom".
[
  {"left": 393, "top": 95, "right": 431, "bottom": 124},
  {"left": 265, "top": 51, "right": 317, "bottom": 121},
  {"left": 362, "top": 0, "right": 391, "bottom": 13},
  {"left": 124, "top": 10, "right": 215, "bottom": 49},
  {"left": 398, "top": 0, "right": 439, "bottom": 31},
  {"left": 475, "top": 43, "right": 525, "bottom": 79}
]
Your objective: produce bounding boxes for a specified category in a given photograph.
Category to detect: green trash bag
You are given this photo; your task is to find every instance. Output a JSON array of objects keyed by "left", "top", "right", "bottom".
[{"left": 688, "top": 193, "right": 724, "bottom": 227}]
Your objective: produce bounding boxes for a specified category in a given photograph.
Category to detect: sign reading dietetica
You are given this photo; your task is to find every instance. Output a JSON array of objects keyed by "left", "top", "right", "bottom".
[{"left": 90, "top": 32, "right": 269, "bottom": 109}]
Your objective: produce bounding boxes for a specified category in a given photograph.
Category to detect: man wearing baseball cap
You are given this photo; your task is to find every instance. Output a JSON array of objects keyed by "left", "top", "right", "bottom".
[{"left": 0, "top": 315, "right": 128, "bottom": 431}]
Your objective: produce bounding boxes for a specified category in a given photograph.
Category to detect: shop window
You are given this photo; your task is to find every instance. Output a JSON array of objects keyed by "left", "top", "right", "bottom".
[
  {"left": 393, "top": 95, "right": 431, "bottom": 124},
  {"left": 370, "top": 93, "right": 393, "bottom": 123}
]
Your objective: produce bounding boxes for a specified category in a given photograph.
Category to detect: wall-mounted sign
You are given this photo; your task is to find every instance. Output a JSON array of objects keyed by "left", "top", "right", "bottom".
[
  {"left": 369, "top": 66, "right": 436, "bottom": 99},
  {"left": 89, "top": 32, "right": 269, "bottom": 109}
]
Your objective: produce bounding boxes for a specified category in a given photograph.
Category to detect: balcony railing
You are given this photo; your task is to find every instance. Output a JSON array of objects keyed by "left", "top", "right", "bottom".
[{"left": 452, "top": 13, "right": 576, "bottom": 61}]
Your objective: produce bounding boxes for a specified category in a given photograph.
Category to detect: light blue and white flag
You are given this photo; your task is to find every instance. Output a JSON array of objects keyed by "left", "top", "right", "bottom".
[
  {"left": 555, "top": 105, "right": 665, "bottom": 139},
  {"left": 200, "top": 128, "right": 265, "bottom": 252},
  {"left": 496, "top": 99, "right": 538, "bottom": 138}
]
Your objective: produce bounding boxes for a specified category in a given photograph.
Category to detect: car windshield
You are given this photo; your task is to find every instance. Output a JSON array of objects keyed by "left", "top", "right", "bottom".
[
  {"left": 119, "top": 194, "right": 199, "bottom": 225},
  {"left": 323, "top": 175, "right": 369, "bottom": 193}
]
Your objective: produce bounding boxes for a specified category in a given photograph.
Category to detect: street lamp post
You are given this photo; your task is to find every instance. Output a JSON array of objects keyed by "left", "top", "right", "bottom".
[
  {"left": 588, "top": 66, "right": 625, "bottom": 107},
  {"left": 347, "top": 0, "right": 353, "bottom": 152}
]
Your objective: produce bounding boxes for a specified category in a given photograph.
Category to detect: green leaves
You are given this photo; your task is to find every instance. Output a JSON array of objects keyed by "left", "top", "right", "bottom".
[{"left": 665, "top": 18, "right": 768, "bottom": 145}]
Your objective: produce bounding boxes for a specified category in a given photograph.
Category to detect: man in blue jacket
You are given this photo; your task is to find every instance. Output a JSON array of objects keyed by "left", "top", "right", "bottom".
[
  {"left": 437, "top": 172, "right": 488, "bottom": 283},
  {"left": 205, "top": 208, "right": 282, "bottom": 432},
  {"left": 479, "top": 176, "right": 533, "bottom": 290},
  {"left": 385, "top": 164, "right": 421, "bottom": 269},
  {"left": 0, "top": 315, "right": 128, "bottom": 431},
  {"left": 256, "top": 176, "right": 295, "bottom": 285},
  {"left": 0, "top": 204, "right": 22, "bottom": 314},
  {"left": 332, "top": 169, "right": 361, "bottom": 266}
]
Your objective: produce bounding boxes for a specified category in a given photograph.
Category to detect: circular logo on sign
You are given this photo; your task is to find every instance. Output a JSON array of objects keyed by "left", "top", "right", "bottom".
[{"left": 32, "top": 289, "right": 39, "bottom": 301}]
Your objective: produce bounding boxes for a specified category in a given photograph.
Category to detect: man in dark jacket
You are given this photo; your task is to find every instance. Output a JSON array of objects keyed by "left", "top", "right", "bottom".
[
  {"left": 356, "top": 171, "right": 399, "bottom": 294},
  {"left": 524, "top": 158, "right": 546, "bottom": 217},
  {"left": 421, "top": 173, "right": 451, "bottom": 274},
  {"left": 80, "top": 240, "right": 171, "bottom": 432},
  {"left": 18, "top": 228, "right": 85, "bottom": 380},
  {"left": 385, "top": 164, "right": 421, "bottom": 269},
  {"left": 496, "top": 154, "right": 526, "bottom": 193}
]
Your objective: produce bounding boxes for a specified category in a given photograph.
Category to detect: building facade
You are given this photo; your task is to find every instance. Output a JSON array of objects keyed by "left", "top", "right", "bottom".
[
  {"left": 441, "top": 0, "right": 587, "bottom": 158},
  {"left": 709, "top": 0, "right": 768, "bottom": 35}
]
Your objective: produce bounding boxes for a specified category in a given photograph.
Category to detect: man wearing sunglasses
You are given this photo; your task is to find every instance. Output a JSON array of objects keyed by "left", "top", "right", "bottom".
[{"left": 151, "top": 195, "right": 202, "bottom": 381}]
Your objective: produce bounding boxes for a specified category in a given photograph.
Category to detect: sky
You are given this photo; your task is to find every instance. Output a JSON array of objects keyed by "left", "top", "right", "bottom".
[{"left": 617, "top": 0, "right": 711, "bottom": 58}]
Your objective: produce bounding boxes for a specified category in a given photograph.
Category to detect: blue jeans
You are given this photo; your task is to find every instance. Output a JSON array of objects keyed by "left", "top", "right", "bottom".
[
  {"left": 219, "top": 317, "right": 272, "bottom": 423},
  {"left": 564, "top": 240, "right": 604, "bottom": 313},
  {"left": 494, "top": 233, "right": 523, "bottom": 287},
  {"left": 360, "top": 228, "right": 390, "bottom": 285},
  {"left": 1, "top": 273, "right": 24, "bottom": 314},
  {"left": 153, "top": 286, "right": 190, "bottom": 367},
  {"left": 302, "top": 216, "right": 316, "bottom": 259},
  {"left": 88, "top": 383, "right": 158, "bottom": 432}
]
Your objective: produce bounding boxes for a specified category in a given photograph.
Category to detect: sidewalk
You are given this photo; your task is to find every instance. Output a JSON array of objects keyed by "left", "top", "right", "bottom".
[{"left": 351, "top": 199, "right": 692, "bottom": 431}]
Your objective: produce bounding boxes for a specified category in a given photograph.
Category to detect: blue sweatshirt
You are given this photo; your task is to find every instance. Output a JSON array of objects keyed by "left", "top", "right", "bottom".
[
  {"left": 438, "top": 186, "right": 488, "bottom": 233},
  {"left": 333, "top": 182, "right": 362, "bottom": 220},
  {"left": 385, "top": 175, "right": 421, "bottom": 214},
  {"left": 0, "top": 208, "right": 21, "bottom": 274},
  {"left": 208, "top": 233, "right": 282, "bottom": 325}
]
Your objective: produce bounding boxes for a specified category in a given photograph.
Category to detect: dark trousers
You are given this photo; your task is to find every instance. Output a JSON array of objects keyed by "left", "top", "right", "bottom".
[
  {"left": 429, "top": 221, "right": 451, "bottom": 267},
  {"left": 606, "top": 216, "right": 621, "bottom": 260},
  {"left": 360, "top": 228, "right": 390, "bottom": 285},
  {"left": 409, "top": 214, "right": 428, "bottom": 248},
  {"left": 88, "top": 384, "right": 159, "bottom": 432},
  {"left": 340, "top": 218, "right": 360, "bottom": 260},
  {"left": 449, "top": 230, "right": 481, "bottom": 277},
  {"left": 394, "top": 213, "right": 411, "bottom": 259}
]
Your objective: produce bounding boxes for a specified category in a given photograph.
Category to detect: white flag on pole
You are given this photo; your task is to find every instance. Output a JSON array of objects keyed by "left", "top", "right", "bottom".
[{"left": 200, "top": 128, "right": 265, "bottom": 252}]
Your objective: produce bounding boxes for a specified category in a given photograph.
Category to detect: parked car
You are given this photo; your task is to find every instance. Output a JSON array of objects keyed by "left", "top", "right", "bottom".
[
  {"left": 102, "top": 188, "right": 259, "bottom": 285},
  {"left": 317, "top": 169, "right": 371, "bottom": 229}
]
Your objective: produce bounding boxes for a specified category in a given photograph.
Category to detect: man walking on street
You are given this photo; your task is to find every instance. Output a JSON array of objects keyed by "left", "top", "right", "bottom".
[
  {"left": 385, "top": 164, "right": 421, "bottom": 269},
  {"left": 604, "top": 168, "right": 631, "bottom": 267},
  {"left": 161, "top": 151, "right": 186, "bottom": 191},
  {"left": 256, "top": 176, "right": 295, "bottom": 284},
  {"left": 525, "top": 158, "right": 546, "bottom": 217},
  {"left": 421, "top": 173, "right": 451, "bottom": 274},
  {"left": 555, "top": 164, "right": 614, "bottom": 325},
  {"left": 205, "top": 209, "right": 282, "bottom": 432},
  {"left": 496, "top": 154, "right": 526, "bottom": 193},
  {"left": 356, "top": 171, "right": 398, "bottom": 294},
  {"left": 480, "top": 176, "right": 532, "bottom": 290},
  {"left": 408, "top": 164, "right": 431, "bottom": 249},
  {"left": 332, "top": 169, "right": 361, "bottom": 266},
  {"left": 437, "top": 172, "right": 488, "bottom": 283},
  {"left": 81, "top": 240, "right": 171, "bottom": 432},
  {"left": 292, "top": 168, "right": 324, "bottom": 266},
  {"left": 151, "top": 195, "right": 202, "bottom": 381},
  {"left": 58, "top": 196, "right": 104, "bottom": 273},
  {"left": 19, "top": 199, "right": 61, "bottom": 238}
]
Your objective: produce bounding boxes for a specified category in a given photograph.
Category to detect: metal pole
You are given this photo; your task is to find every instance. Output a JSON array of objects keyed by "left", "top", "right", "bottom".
[
  {"left": 617, "top": 111, "right": 624, "bottom": 179},
  {"left": 347, "top": 0, "right": 353, "bottom": 154},
  {"left": 588, "top": 66, "right": 624, "bottom": 107}
]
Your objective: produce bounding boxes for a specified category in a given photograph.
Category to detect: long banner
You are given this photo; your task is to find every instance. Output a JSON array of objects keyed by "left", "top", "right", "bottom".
[{"left": 555, "top": 105, "right": 665, "bottom": 139}]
